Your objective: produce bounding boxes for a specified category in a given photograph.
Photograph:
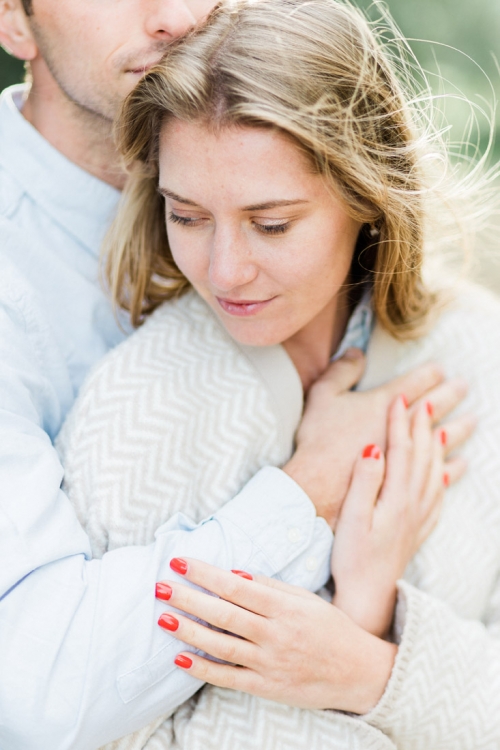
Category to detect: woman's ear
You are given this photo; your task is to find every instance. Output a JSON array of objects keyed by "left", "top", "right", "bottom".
[{"left": 0, "top": 0, "right": 38, "bottom": 61}]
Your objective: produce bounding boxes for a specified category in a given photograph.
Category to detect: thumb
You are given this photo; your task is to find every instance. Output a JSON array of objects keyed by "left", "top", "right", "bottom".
[{"left": 316, "top": 348, "right": 366, "bottom": 395}]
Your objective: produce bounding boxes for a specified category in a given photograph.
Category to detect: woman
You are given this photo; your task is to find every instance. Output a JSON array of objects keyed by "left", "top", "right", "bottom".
[{"left": 56, "top": 0, "right": 496, "bottom": 748}]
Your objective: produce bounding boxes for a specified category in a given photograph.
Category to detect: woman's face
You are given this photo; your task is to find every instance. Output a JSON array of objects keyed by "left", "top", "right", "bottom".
[{"left": 159, "top": 119, "right": 361, "bottom": 348}]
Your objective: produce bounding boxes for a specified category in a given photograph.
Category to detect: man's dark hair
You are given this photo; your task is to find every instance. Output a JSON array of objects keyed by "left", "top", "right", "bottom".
[{"left": 22, "top": 0, "right": 33, "bottom": 15}]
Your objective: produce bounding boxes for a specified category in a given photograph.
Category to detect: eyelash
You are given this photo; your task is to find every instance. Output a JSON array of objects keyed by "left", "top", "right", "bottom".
[
  {"left": 168, "top": 212, "right": 202, "bottom": 227},
  {"left": 168, "top": 212, "right": 290, "bottom": 235}
]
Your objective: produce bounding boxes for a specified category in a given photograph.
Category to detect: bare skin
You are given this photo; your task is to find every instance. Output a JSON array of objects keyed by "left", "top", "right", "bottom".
[
  {"left": 152, "top": 121, "right": 476, "bottom": 708},
  {"left": 160, "top": 119, "right": 473, "bottom": 527},
  {"left": 288, "top": 353, "right": 472, "bottom": 527},
  {"left": 0, "top": 0, "right": 216, "bottom": 187},
  {"left": 155, "top": 395, "right": 465, "bottom": 712}
]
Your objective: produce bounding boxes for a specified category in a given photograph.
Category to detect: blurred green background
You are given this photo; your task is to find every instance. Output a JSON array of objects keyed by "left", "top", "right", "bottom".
[{"left": 2, "top": 0, "right": 499, "bottom": 153}]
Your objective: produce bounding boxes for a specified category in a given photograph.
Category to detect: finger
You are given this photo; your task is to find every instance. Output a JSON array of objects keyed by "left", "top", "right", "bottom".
[
  {"left": 250, "top": 575, "right": 318, "bottom": 601},
  {"left": 165, "top": 557, "right": 288, "bottom": 617},
  {"left": 156, "top": 579, "right": 263, "bottom": 641},
  {"left": 158, "top": 610, "right": 259, "bottom": 665},
  {"left": 444, "top": 455, "right": 468, "bottom": 486},
  {"left": 380, "top": 395, "right": 412, "bottom": 503},
  {"left": 418, "top": 426, "right": 446, "bottom": 524},
  {"left": 417, "top": 456, "right": 467, "bottom": 546},
  {"left": 416, "top": 502, "right": 443, "bottom": 546},
  {"left": 339, "top": 445, "right": 386, "bottom": 525},
  {"left": 439, "top": 413, "right": 477, "bottom": 456},
  {"left": 377, "top": 362, "right": 444, "bottom": 407},
  {"left": 173, "top": 651, "right": 263, "bottom": 694},
  {"left": 314, "top": 348, "right": 366, "bottom": 394},
  {"left": 413, "top": 377, "right": 468, "bottom": 424},
  {"left": 408, "top": 402, "right": 434, "bottom": 501}
]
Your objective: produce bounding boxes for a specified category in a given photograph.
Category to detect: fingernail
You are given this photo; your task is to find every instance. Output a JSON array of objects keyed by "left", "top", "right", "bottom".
[
  {"left": 158, "top": 613, "right": 179, "bottom": 632},
  {"left": 155, "top": 583, "right": 173, "bottom": 601},
  {"left": 362, "top": 444, "right": 381, "bottom": 460},
  {"left": 401, "top": 394, "right": 409, "bottom": 409},
  {"left": 175, "top": 654, "right": 193, "bottom": 669},
  {"left": 231, "top": 570, "right": 253, "bottom": 580},
  {"left": 426, "top": 401, "right": 434, "bottom": 417},
  {"left": 440, "top": 429, "right": 447, "bottom": 446},
  {"left": 343, "top": 347, "right": 363, "bottom": 360},
  {"left": 170, "top": 558, "right": 188, "bottom": 575},
  {"left": 443, "top": 472, "right": 450, "bottom": 487}
]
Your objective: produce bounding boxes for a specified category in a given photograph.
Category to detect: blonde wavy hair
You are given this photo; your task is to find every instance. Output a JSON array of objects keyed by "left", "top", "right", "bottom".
[{"left": 105, "top": 0, "right": 490, "bottom": 336}]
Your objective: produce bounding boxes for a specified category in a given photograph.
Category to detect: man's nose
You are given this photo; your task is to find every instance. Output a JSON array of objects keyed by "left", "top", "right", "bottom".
[
  {"left": 145, "top": 0, "right": 197, "bottom": 42},
  {"left": 209, "top": 231, "right": 259, "bottom": 292}
]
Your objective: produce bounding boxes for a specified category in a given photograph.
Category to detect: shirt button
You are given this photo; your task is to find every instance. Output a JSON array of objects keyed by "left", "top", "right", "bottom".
[
  {"left": 305, "top": 556, "right": 318, "bottom": 572},
  {"left": 287, "top": 527, "right": 302, "bottom": 543}
]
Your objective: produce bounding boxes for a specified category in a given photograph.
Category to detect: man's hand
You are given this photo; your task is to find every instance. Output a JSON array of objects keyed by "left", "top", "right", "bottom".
[{"left": 283, "top": 349, "right": 473, "bottom": 527}]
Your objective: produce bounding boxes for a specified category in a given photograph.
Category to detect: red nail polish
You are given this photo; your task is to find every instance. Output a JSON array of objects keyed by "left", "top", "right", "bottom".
[
  {"left": 158, "top": 613, "right": 179, "bottom": 632},
  {"left": 231, "top": 570, "right": 253, "bottom": 580},
  {"left": 362, "top": 444, "right": 381, "bottom": 460},
  {"left": 175, "top": 654, "right": 193, "bottom": 669},
  {"left": 155, "top": 583, "right": 173, "bottom": 601},
  {"left": 401, "top": 394, "right": 409, "bottom": 409},
  {"left": 440, "top": 429, "right": 447, "bottom": 446},
  {"left": 426, "top": 401, "right": 434, "bottom": 417},
  {"left": 170, "top": 558, "right": 188, "bottom": 575},
  {"left": 443, "top": 472, "right": 450, "bottom": 488}
]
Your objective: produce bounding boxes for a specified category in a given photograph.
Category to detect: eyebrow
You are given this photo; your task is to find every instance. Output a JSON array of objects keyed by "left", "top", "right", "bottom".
[{"left": 158, "top": 187, "right": 309, "bottom": 211}]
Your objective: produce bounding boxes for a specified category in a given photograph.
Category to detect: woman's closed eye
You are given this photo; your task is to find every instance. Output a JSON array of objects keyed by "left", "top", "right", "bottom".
[
  {"left": 168, "top": 210, "right": 292, "bottom": 236},
  {"left": 168, "top": 211, "right": 207, "bottom": 228},
  {"left": 253, "top": 219, "right": 291, "bottom": 235}
]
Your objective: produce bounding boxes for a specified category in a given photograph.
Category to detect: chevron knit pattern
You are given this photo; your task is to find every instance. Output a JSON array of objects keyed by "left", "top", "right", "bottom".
[
  {"left": 57, "top": 285, "right": 500, "bottom": 750},
  {"left": 57, "top": 292, "right": 291, "bottom": 559}
]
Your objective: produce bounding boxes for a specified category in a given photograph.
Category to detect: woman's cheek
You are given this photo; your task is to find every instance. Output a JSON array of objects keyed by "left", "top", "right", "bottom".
[{"left": 170, "top": 233, "right": 207, "bottom": 287}]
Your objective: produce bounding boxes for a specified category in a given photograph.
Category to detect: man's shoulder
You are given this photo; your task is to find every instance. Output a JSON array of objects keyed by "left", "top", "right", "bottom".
[{"left": 0, "top": 162, "right": 26, "bottom": 220}]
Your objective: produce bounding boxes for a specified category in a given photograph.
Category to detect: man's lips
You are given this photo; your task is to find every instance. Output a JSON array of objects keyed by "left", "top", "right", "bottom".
[
  {"left": 126, "top": 60, "right": 163, "bottom": 75},
  {"left": 216, "top": 297, "right": 276, "bottom": 317}
]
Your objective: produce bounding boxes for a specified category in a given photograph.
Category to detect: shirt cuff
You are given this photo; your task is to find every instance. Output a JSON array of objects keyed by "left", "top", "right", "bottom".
[
  {"left": 156, "top": 467, "right": 333, "bottom": 591},
  {"left": 213, "top": 466, "right": 333, "bottom": 591}
]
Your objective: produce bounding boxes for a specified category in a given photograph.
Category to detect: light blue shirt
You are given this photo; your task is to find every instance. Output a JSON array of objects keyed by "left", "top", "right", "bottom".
[{"left": 0, "top": 85, "right": 335, "bottom": 750}]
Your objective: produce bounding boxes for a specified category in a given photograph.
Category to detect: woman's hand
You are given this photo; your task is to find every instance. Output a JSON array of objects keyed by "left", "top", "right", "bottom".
[
  {"left": 155, "top": 558, "right": 396, "bottom": 714},
  {"left": 331, "top": 395, "right": 464, "bottom": 638},
  {"left": 285, "top": 350, "right": 472, "bottom": 528}
]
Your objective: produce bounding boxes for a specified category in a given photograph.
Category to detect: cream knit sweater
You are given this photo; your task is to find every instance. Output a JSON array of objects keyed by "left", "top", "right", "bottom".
[{"left": 57, "top": 285, "right": 500, "bottom": 750}]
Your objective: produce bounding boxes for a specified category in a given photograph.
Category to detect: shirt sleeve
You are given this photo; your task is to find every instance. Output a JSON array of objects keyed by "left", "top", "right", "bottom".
[
  {"left": 0, "top": 286, "right": 332, "bottom": 750},
  {"left": 361, "top": 579, "right": 500, "bottom": 749}
]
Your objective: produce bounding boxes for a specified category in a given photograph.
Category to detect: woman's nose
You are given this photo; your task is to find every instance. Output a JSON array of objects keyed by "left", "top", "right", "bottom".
[
  {"left": 208, "top": 232, "right": 259, "bottom": 292},
  {"left": 144, "top": 0, "right": 197, "bottom": 42}
]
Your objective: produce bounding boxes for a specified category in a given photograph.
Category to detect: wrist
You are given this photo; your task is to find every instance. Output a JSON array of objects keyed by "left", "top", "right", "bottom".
[
  {"left": 352, "top": 633, "right": 397, "bottom": 714},
  {"left": 283, "top": 452, "right": 340, "bottom": 528},
  {"left": 332, "top": 587, "right": 397, "bottom": 639}
]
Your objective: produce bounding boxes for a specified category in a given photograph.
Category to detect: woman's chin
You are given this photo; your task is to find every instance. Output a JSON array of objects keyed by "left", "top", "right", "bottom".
[{"left": 219, "top": 318, "right": 290, "bottom": 348}]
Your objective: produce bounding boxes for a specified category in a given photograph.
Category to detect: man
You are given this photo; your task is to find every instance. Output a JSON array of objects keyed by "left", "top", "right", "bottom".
[{"left": 0, "top": 1, "right": 459, "bottom": 748}]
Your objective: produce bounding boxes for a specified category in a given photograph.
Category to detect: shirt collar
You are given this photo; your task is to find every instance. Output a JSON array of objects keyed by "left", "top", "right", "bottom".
[
  {"left": 0, "top": 84, "right": 120, "bottom": 257},
  {"left": 332, "top": 288, "right": 374, "bottom": 360}
]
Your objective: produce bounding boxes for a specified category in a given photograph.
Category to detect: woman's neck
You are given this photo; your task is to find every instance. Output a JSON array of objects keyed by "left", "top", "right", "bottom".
[{"left": 283, "top": 289, "right": 351, "bottom": 393}]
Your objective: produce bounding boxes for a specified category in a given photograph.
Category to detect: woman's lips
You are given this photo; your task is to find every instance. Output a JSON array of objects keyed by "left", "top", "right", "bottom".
[{"left": 216, "top": 297, "right": 276, "bottom": 317}]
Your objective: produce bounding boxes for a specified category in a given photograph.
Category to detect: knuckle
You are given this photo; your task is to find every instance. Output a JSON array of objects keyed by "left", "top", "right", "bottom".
[
  {"left": 217, "top": 606, "right": 236, "bottom": 632},
  {"left": 196, "top": 658, "right": 211, "bottom": 681},
  {"left": 219, "top": 637, "right": 239, "bottom": 664},
  {"left": 222, "top": 666, "right": 239, "bottom": 690},
  {"left": 425, "top": 362, "right": 445, "bottom": 383},
  {"left": 220, "top": 577, "right": 242, "bottom": 603}
]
